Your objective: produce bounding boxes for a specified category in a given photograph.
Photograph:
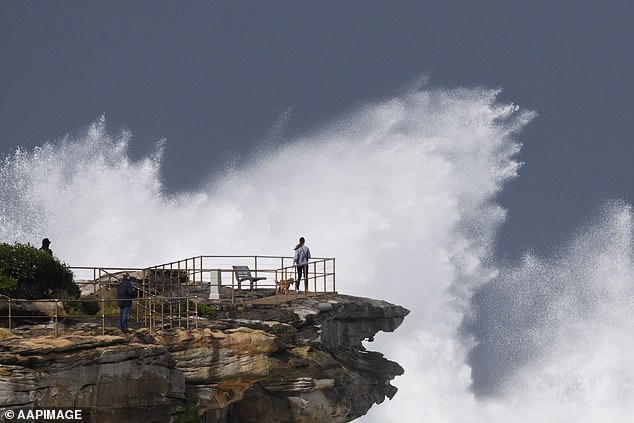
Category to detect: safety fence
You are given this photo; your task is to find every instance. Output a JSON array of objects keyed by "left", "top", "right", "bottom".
[
  {"left": 0, "top": 293, "right": 203, "bottom": 336},
  {"left": 0, "top": 255, "right": 336, "bottom": 335},
  {"left": 69, "top": 255, "right": 335, "bottom": 301},
  {"left": 139, "top": 255, "right": 336, "bottom": 300}
]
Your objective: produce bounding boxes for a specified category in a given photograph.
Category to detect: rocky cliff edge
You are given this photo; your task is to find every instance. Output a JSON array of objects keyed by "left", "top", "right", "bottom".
[{"left": 0, "top": 294, "right": 409, "bottom": 423}]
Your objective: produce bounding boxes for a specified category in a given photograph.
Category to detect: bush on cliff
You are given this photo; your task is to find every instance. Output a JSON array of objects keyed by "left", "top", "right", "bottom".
[
  {"left": 179, "top": 299, "right": 217, "bottom": 320},
  {"left": 0, "top": 243, "right": 79, "bottom": 300}
]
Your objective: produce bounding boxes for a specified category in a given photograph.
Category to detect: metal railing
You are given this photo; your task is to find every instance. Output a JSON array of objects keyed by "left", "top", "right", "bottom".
[
  {"left": 1, "top": 293, "right": 202, "bottom": 336},
  {"left": 273, "top": 257, "right": 336, "bottom": 300},
  {"left": 0, "top": 255, "right": 336, "bottom": 336},
  {"left": 138, "top": 255, "right": 336, "bottom": 302}
]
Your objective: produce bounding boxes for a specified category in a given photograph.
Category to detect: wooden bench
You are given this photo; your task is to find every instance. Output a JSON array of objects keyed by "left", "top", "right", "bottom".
[{"left": 232, "top": 265, "right": 266, "bottom": 290}]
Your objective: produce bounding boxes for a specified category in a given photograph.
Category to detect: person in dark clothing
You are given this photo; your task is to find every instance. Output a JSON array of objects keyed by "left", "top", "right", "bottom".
[
  {"left": 117, "top": 273, "right": 137, "bottom": 333},
  {"left": 40, "top": 238, "right": 53, "bottom": 255}
]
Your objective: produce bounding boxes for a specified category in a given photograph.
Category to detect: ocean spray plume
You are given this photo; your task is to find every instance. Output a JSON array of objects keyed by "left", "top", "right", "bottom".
[
  {"left": 0, "top": 117, "right": 165, "bottom": 264},
  {"left": 463, "top": 201, "right": 634, "bottom": 421},
  {"left": 360, "top": 89, "right": 533, "bottom": 422}
]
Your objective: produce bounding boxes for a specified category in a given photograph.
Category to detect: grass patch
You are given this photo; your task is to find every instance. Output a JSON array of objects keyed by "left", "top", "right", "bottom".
[{"left": 63, "top": 295, "right": 100, "bottom": 316}]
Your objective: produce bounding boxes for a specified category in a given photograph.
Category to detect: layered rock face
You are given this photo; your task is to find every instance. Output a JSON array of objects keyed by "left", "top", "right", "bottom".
[{"left": 0, "top": 294, "right": 408, "bottom": 423}]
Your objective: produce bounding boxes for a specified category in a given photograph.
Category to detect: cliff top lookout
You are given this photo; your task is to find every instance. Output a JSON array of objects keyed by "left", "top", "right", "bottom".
[{"left": 0, "top": 255, "right": 336, "bottom": 335}]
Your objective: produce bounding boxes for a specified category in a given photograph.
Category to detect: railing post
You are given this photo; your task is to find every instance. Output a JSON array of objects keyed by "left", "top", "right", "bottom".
[
  {"left": 313, "top": 262, "right": 317, "bottom": 293},
  {"left": 162, "top": 264, "right": 166, "bottom": 297},
  {"left": 191, "top": 258, "right": 195, "bottom": 291},
  {"left": 332, "top": 258, "right": 336, "bottom": 293},
  {"left": 231, "top": 271, "right": 235, "bottom": 305},
  {"left": 8, "top": 298, "right": 12, "bottom": 330},
  {"left": 186, "top": 298, "right": 190, "bottom": 330},
  {"left": 323, "top": 260, "right": 327, "bottom": 293},
  {"left": 195, "top": 300, "right": 198, "bottom": 329},
  {"left": 178, "top": 260, "right": 185, "bottom": 295},
  {"left": 254, "top": 256, "right": 258, "bottom": 289},
  {"left": 144, "top": 296, "right": 148, "bottom": 327},
  {"left": 93, "top": 267, "right": 97, "bottom": 299},
  {"left": 138, "top": 269, "right": 144, "bottom": 324},
  {"left": 170, "top": 262, "right": 174, "bottom": 295},
  {"left": 101, "top": 298, "right": 105, "bottom": 336},
  {"left": 150, "top": 299, "right": 154, "bottom": 334},
  {"left": 285, "top": 267, "right": 289, "bottom": 300},
  {"left": 161, "top": 302, "right": 165, "bottom": 330},
  {"left": 144, "top": 298, "right": 148, "bottom": 331},
  {"left": 55, "top": 301, "right": 59, "bottom": 337},
  {"left": 274, "top": 269, "right": 278, "bottom": 299}
]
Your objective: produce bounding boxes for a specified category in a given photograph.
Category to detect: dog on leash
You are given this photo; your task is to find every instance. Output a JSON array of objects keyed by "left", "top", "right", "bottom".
[{"left": 275, "top": 278, "right": 295, "bottom": 294}]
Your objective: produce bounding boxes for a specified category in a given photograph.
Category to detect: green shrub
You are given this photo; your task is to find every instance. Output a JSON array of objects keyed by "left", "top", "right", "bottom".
[
  {"left": 0, "top": 274, "right": 18, "bottom": 296},
  {"left": 0, "top": 243, "right": 80, "bottom": 300},
  {"left": 196, "top": 302, "right": 217, "bottom": 320},
  {"left": 176, "top": 300, "right": 216, "bottom": 320},
  {"left": 176, "top": 400, "right": 201, "bottom": 423}
]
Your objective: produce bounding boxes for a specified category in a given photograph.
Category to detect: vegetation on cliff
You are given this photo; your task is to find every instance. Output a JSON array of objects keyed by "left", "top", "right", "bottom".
[{"left": 0, "top": 243, "right": 79, "bottom": 300}]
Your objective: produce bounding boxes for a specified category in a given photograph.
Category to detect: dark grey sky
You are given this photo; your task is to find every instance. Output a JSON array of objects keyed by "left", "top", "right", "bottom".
[{"left": 1, "top": 1, "right": 633, "bottom": 258}]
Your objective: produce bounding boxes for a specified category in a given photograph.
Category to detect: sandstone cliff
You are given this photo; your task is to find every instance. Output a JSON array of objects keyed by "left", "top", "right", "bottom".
[{"left": 0, "top": 294, "right": 408, "bottom": 423}]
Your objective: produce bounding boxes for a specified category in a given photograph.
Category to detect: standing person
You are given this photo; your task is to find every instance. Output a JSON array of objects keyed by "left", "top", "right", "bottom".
[
  {"left": 117, "top": 273, "right": 136, "bottom": 333},
  {"left": 293, "top": 237, "right": 311, "bottom": 292},
  {"left": 40, "top": 238, "right": 53, "bottom": 255}
]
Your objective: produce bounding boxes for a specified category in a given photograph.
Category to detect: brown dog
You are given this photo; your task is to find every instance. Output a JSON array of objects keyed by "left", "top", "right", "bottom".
[{"left": 275, "top": 278, "right": 294, "bottom": 294}]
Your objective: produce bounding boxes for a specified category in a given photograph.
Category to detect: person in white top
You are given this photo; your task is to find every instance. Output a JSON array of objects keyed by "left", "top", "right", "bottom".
[{"left": 293, "top": 237, "right": 311, "bottom": 292}]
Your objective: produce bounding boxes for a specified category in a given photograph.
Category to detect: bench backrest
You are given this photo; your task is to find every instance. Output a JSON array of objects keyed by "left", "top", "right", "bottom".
[{"left": 232, "top": 265, "right": 253, "bottom": 280}]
